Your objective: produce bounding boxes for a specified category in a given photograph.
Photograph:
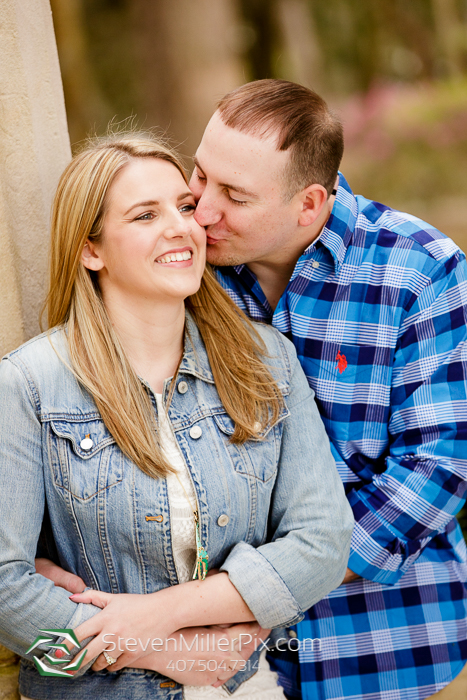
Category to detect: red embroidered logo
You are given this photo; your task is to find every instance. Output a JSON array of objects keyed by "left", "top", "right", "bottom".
[{"left": 336, "top": 351, "right": 347, "bottom": 374}]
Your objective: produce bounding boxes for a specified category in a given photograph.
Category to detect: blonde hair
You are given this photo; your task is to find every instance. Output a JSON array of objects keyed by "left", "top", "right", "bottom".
[{"left": 45, "top": 132, "right": 283, "bottom": 479}]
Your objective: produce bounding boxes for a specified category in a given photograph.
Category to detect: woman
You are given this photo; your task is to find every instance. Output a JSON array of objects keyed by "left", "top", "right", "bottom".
[{"left": 0, "top": 133, "right": 353, "bottom": 699}]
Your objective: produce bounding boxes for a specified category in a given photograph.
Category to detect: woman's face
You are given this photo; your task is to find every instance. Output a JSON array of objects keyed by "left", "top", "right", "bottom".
[{"left": 82, "top": 157, "right": 206, "bottom": 306}]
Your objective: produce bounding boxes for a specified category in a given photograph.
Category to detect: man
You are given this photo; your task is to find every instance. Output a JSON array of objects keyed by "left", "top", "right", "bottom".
[{"left": 189, "top": 79, "right": 467, "bottom": 700}]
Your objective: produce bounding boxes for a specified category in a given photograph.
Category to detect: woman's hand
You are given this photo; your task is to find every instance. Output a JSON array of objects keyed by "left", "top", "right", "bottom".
[
  {"left": 66, "top": 573, "right": 256, "bottom": 672},
  {"left": 35, "top": 558, "right": 86, "bottom": 594},
  {"left": 65, "top": 589, "right": 177, "bottom": 671}
]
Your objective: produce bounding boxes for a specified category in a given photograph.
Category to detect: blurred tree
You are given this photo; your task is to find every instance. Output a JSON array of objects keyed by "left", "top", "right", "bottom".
[
  {"left": 131, "top": 0, "right": 245, "bottom": 159},
  {"left": 431, "top": 0, "right": 467, "bottom": 76},
  {"left": 275, "top": 0, "right": 323, "bottom": 92},
  {"left": 50, "top": 0, "right": 112, "bottom": 145},
  {"left": 239, "top": 0, "right": 277, "bottom": 80}
]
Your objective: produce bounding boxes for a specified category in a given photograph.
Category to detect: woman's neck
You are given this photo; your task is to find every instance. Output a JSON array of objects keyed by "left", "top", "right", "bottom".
[{"left": 102, "top": 290, "right": 185, "bottom": 394}]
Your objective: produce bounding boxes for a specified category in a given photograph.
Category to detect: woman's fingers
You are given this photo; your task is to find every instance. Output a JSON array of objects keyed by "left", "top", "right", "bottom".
[
  {"left": 91, "top": 648, "right": 123, "bottom": 672},
  {"left": 69, "top": 589, "right": 112, "bottom": 607}
]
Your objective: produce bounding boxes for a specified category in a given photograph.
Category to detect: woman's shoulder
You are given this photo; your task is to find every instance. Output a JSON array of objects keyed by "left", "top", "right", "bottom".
[
  {"left": 250, "top": 320, "right": 299, "bottom": 391},
  {"left": 1, "top": 328, "right": 94, "bottom": 414},
  {"left": 2, "top": 327, "right": 68, "bottom": 371}
]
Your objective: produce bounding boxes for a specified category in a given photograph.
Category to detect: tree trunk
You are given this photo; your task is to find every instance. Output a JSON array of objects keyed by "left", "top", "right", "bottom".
[
  {"left": 50, "top": 0, "right": 111, "bottom": 145},
  {"left": 132, "top": 0, "right": 245, "bottom": 160},
  {"left": 275, "top": 0, "right": 323, "bottom": 92},
  {"left": 431, "top": 0, "right": 465, "bottom": 77}
]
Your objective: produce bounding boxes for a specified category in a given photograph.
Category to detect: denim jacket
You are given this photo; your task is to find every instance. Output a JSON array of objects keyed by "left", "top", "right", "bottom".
[{"left": 0, "top": 313, "right": 353, "bottom": 700}]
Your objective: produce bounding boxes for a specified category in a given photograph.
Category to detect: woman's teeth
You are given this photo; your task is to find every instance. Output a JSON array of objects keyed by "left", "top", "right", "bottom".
[{"left": 156, "top": 250, "right": 192, "bottom": 264}]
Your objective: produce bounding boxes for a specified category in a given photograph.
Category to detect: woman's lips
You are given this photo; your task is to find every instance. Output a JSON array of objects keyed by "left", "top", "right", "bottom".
[{"left": 155, "top": 248, "right": 193, "bottom": 266}]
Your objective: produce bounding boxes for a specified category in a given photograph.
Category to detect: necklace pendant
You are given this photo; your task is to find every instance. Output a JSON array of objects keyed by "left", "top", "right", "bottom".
[{"left": 193, "top": 518, "right": 209, "bottom": 580}]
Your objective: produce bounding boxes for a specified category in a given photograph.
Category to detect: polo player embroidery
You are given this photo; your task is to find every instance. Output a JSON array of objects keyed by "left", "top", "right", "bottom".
[{"left": 336, "top": 351, "right": 347, "bottom": 374}]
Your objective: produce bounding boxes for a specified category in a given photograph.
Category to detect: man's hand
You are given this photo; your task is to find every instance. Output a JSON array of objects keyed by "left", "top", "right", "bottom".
[
  {"left": 341, "top": 567, "right": 360, "bottom": 584},
  {"left": 35, "top": 558, "right": 86, "bottom": 594},
  {"left": 128, "top": 622, "right": 269, "bottom": 687}
]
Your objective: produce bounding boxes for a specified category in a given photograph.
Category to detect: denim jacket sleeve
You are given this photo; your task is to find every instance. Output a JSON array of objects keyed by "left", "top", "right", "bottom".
[
  {"left": 220, "top": 333, "right": 354, "bottom": 629},
  {"left": 0, "top": 358, "right": 101, "bottom": 657}
]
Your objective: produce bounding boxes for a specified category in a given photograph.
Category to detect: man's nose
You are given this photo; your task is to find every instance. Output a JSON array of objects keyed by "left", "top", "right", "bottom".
[{"left": 194, "top": 192, "right": 222, "bottom": 227}]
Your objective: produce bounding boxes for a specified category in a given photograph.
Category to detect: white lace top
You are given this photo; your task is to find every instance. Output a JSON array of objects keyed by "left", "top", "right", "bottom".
[{"left": 156, "top": 394, "right": 285, "bottom": 699}]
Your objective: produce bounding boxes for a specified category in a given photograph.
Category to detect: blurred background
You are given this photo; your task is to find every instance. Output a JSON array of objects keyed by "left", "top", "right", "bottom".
[
  {"left": 50, "top": 0, "right": 467, "bottom": 251},
  {"left": 49, "top": 0, "right": 467, "bottom": 535}
]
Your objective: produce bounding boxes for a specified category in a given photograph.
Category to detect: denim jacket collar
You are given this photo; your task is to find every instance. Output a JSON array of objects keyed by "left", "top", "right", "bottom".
[{"left": 178, "top": 310, "right": 215, "bottom": 385}]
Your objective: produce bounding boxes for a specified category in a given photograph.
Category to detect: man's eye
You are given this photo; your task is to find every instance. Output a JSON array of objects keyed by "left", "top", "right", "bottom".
[
  {"left": 196, "top": 171, "right": 206, "bottom": 182},
  {"left": 227, "top": 193, "right": 247, "bottom": 206},
  {"left": 135, "top": 212, "right": 154, "bottom": 221}
]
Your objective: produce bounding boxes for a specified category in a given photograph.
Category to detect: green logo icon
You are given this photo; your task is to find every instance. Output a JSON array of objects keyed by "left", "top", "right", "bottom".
[{"left": 26, "top": 629, "right": 87, "bottom": 677}]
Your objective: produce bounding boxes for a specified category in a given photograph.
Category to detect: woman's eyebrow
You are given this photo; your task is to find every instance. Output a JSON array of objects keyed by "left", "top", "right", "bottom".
[{"left": 123, "top": 200, "right": 159, "bottom": 216}]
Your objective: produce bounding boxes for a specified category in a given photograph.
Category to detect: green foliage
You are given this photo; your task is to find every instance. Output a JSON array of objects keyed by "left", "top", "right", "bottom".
[{"left": 457, "top": 503, "right": 467, "bottom": 543}]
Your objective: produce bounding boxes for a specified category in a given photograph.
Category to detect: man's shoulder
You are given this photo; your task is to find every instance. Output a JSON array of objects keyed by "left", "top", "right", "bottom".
[{"left": 354, "top": 194, "right": 463, "bottom": 265}]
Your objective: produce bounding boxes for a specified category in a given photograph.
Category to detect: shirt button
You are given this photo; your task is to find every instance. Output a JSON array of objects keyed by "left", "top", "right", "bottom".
[
  {"left": 253, "top": 421, "right": 261, "bottom": 433},
  {"left": 177, "top": 381, "right": 188, "bottom": 394},
  {"left": 217, "top": 514, "right": 229, "bottom": 527},
  {"left": 189, "top": 425, "right": 202, "bottom": 439},
  {"left": 312, "top": 260, "right": 320, "bottom": 269},
  {"left": 80, "top": 437, "right": 93, "bottom": 451},
  {"left": 288, "top": 630, "right": 298, "bottom": 638}
]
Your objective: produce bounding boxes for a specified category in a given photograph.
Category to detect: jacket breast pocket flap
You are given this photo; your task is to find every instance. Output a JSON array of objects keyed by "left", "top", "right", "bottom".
[
  {"left": 212, "top": 412, "right": 285, "bottom": 483},
  {"left": 49, "top": 418, "right": 123, "bottom": 501}
]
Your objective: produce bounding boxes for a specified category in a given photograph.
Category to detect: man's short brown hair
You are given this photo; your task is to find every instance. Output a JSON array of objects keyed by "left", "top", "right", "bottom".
[{"left": 217, "top": 79, "right": 343, "bottom": 199}]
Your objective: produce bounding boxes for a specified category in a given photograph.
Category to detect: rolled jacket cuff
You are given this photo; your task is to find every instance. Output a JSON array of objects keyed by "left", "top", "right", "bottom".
[
  {"left": 55, "top": 601, "right": 102, "bottom": 678},
  {"left": 220, "top": 541, "right": 304, "bottom": 629}
]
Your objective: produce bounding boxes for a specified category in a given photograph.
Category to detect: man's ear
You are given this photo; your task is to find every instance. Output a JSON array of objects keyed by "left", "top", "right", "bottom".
[
  {"left": 297, "top": 184, "right": 328, "bottom": 227},
  {"left": 80, "top": 239, "right": 105, "bottom": 271}
]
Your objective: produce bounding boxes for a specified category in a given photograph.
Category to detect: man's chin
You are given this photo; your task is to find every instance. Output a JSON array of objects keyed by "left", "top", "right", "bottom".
[{"left": 206, "top": 247, "right": 246, "bottom": 268}]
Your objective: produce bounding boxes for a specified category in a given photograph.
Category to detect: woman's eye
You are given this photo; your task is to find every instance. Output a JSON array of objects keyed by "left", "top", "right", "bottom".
[
  {"left": 180, "top": 204, "right": 196, "bottom": 214},
  {"left": 196, "top": 171, "right": 206, "bottom": 182},
  {"left": 135, "top": 212, "right": 155, "bottom": 221}
]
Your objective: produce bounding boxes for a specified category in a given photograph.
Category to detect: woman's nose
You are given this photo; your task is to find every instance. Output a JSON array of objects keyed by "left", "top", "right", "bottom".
[{"left": 164, "top": 213, "right": 192, "bottom": 237}]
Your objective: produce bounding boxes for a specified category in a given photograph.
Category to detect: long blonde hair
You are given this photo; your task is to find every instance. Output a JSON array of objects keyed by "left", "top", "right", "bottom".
[{"left": 45, "top": 132, "right": 283, "bottom": 479}]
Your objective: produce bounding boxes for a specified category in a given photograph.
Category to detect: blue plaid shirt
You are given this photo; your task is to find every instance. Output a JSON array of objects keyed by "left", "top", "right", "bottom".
[{"left": 216, "top": 174, "right": 467, "bottom": 700}]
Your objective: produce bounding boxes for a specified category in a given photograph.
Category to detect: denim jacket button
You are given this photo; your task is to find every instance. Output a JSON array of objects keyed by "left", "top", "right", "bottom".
[
  {"left": 80, "top": 437, "right": 93, "bottom": 451},
  {"left": 217, "top": 514, "right": 229, "bottom": 527},
  {"left": 189, "top": 425, "right": 202, "bottom": 439},
  {"left": 177, "top": 381, "right": 188, "bottom": 394}
]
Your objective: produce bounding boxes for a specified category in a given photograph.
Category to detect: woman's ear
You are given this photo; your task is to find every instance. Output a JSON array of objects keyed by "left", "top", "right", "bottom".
[{"left": 81, "top": 240, "right": 105, "bottom": 271}]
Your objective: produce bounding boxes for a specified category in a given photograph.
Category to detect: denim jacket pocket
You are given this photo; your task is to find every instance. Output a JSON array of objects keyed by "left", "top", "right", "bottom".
[
  {"left": 213, "top": 409, "right": 289, "bottom": 483},
  {"left": 48, "top": 417, "right": 123, "bottom": 501}
]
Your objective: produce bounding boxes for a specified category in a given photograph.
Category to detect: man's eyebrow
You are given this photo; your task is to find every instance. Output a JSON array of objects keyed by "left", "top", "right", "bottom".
[
  {"left": 123, "top": 193, "right": 193, "bottom": 217},
  {"left": 192, "top": 156, "right": 258, "bottom": 199},
  {"left": 192, "top": 156, "right": 204, "bottom": 174}
]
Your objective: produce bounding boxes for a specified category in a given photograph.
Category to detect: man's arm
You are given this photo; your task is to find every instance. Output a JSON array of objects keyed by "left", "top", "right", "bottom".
[{"left": 346, "top": 253, "right": 467, "bottom": 585}]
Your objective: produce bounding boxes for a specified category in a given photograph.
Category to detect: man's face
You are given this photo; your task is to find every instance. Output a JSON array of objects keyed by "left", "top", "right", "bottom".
[{"left": 190, "top": 111, "right": 301, "bottom": 267}]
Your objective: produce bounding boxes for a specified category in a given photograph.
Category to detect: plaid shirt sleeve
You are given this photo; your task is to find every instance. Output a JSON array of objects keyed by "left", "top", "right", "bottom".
[{"left": 347, "top": 249, "right": 467, "bottom": 585}]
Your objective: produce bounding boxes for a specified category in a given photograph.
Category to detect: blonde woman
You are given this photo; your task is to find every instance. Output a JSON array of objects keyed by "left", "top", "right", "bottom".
[{"left": 0, "top": 133, "right": 353, "bottom": 700}]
